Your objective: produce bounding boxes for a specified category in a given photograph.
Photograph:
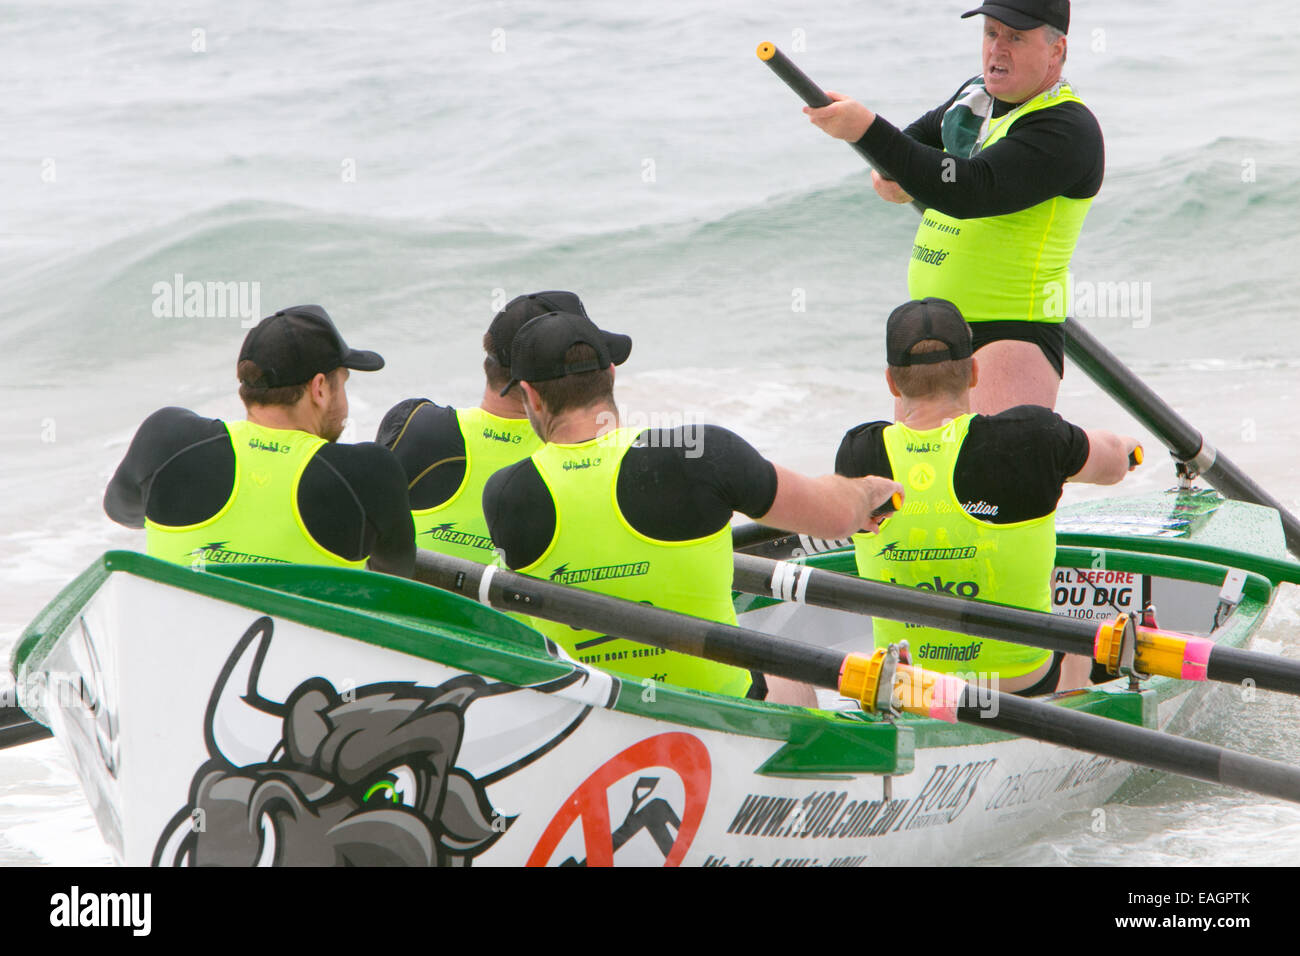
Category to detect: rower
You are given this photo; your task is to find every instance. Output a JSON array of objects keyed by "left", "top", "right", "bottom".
[
  {"left": 483, "top": 310, "right": 901, "bottom": 705},
  {"left": 104, "top": 305, "right": 415, "bottom": 575},
  {"left": 835, "top": 298, "right": 1140, "bottom": 693},
  {"left": 804, "top": 0, "right": 1100, "bottom": 414},
  {"left": 376, "top": 292, "right": 581, "bottom": 564}
]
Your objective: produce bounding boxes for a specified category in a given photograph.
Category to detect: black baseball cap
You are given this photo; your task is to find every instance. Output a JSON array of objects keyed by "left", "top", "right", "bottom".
[
  {"left": 487, "top": 291, "right": 589, "bottom": 369},
  {"left": 500, "top": 311, "right": 632, "bottom": 396},
  {"left": 886, "top": 299, "right": 974, "bottom": 367},
  {"left": 961, "top": 0, "right": 1069, "bottom": 33},
  {"left": 238, "top": 305, "right": 384, "bottom": 388}
]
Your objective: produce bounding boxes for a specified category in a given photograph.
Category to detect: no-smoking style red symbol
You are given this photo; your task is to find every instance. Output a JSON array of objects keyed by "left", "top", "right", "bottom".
[{"left": 527, "top": 732, "right": 711, "bottom": 866}]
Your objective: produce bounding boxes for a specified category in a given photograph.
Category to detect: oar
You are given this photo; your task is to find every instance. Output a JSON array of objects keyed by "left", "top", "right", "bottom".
[
  {"left": 731, "top": 492, "right": 901, "bottom": 558},
  {"left": 0, "top": 701, "right": 51, "bottom": 750},
  {"left": 1064, "top": 318, "right": 1300, "bottom": 555},
  {"left": 756, "top": 42, "right": 925, "bottom": 214},
  {"left": 733, "top": 552, "right": 1300, "bottom": 698},
  {"left": 413, "top": 549, "right": 1300, "bottom": 805},
  {"left": 757, "top": 41, "right": 1300, "bottom": 557}
]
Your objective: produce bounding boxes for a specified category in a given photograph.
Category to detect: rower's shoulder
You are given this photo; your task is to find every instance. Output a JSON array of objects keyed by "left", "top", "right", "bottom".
[
  {"left": 137, "top": 405, "right": 227, "bottom": 437},
  {"left": 968, "top": 405, "right": 1087, "bottom": 456},
  {"left": 311, "top": 440, "right": 410, "bottom": 498},
  {"left": 835, "top": 420, "right": 890, "bottom": 477},
  {"left": 127, "top": 406, "right": 229, "bottom": 461},
  {"left": 376, "top": 397, "right": 458, "bottom": 449}
]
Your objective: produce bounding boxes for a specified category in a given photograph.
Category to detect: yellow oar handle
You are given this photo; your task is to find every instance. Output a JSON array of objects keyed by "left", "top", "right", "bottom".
[
  {"left": 839, "top": 651, "right": 965, "bottom": 722},
  {"left": 1094, "top": 615, "right": 1213, "bottom": 681},
  {"left": 757, "top": 41, "right": 776, "bottom": 61},
  {"left": 1130, "top": 444, "right": 1144, "bottom": 467}
]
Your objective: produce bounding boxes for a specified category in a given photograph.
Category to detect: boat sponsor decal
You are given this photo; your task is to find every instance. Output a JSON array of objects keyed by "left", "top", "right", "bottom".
[
  {"left": 423, "top": 522, "right": 495, "bottom": 552},
  {"left": 876, "top": 542, "right": 978, "bottom": 563},
  {"left": 548, "top": 561, "right": 650, "bottom": 585},
  {"left": 703, "top": 854, "right": 869, "bottom": 867},
  {"left": 983, "top": 755, "right": 1118, "bottom": 811},
  {"left": 188, "top": 542, "right": 289, "bottom": 565},
  {"left": 724, "top": 758, "right": 997, "bottom": 841},
  {"left": 527, "top": 732, "right": 709, "bottom": 866},
  {"left": 1051, "top": 568, "right": 1141, "bottom": 621},
  {"left": 154, "top": 615, "right": 595, "bottom": 866}
]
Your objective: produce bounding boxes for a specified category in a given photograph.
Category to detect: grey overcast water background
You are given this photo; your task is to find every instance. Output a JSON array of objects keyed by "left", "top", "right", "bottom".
[{"left": 1, "top": 0, "right": 1298, "bottom": 865}]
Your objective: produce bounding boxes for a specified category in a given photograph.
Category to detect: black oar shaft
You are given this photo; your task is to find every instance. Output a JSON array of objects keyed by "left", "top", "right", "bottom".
[
  {"left": 0, "top": 720, "right": 50, "bottom": 749},
  {"left": 735, "top": 553, "right": 1300, "bottom": 697},
  {"left": 1065, "top": 319, "right": 1300, "bottom": 555},
  {"left": 413, "top": 551, "right": 845, "bottom": 687},
  {"left": 971, "top": 693, "right": 1300, "bottom": 803},
  {"left": 734, "top": 552, "right": 1095, "bottom": 655},
  {"left": 757, "top": 43, "right": 923, "bottom": 213}
]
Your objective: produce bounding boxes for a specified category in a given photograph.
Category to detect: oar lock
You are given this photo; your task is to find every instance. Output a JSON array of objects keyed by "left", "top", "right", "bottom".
[{"left": 1095, "top": 612, "right": 1149, "bottom": 689}]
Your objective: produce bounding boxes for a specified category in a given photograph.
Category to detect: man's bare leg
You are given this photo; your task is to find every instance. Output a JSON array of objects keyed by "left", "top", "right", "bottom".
[
  {"left": 1057, "top": 653, "right": 1094, "bottom": 691},
  {"left": 969, "top": 339, "right": 1060, "bottom": 414},
  {"left": 764, "top": 676, "right": 818, "bottom": 706}
]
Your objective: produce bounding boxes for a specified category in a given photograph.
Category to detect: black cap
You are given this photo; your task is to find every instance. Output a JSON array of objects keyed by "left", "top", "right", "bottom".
[
  {"left": 487, "top": 291, "right": 589, "bottom": 369},
  {"left": 962, "top": 0, "right": 1069, "bottom": 33},
  {"left": 500, "top": 311, "right": 632, "bottom": 396},
  {"left": 886, "top": 299, "right": 974, "bottom": 367},
  {"left": 238, "top": 305, "right": 384, "bottom": 388}
]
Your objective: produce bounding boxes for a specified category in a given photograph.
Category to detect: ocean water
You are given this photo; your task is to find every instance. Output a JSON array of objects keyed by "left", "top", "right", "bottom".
[{"left": 1, "top": 0, "right": 1298, "bottom": 866}]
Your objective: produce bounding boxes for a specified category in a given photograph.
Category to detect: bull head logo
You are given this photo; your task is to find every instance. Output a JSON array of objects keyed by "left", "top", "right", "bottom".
[{"left": 154, "top": 616, "right": 605, "bottom": 866}]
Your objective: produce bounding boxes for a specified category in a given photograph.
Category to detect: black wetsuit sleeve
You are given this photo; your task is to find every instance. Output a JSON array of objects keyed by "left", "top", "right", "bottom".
[
  {"left": 303, "top": 443, "right": 416, "bottom": 577},
  {"left": 834, "top": 422, "right": 893, "bottom": 479},
  {"left": 376, "top": 399, "right": 467, "bottom": 509},
  {"left": 617, "top": 427, "right": 780, "bottom": 540},
  {"left": 482, "top": 460, "right": 556, "bottom": 570},
  {"left": 857, "top": 95, "right": 1104, "bottom": 217},
  {"left": 955, "top": 406, "right": 1090, "bottom": 522},
  {"left": 104, "top": 408, "right": 233, "bottom": 527}
]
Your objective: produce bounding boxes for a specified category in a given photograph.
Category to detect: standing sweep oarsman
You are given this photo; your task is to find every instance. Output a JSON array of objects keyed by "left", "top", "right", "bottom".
[
  {"left": 377, "top": 292, "right": 590, "bottom": 564},
  {"left": 835, "top": 299, "right": 1140, "bottom": 693},
  {"left": 104, "top": 305, "right": 415, "bottom": 576},
  {"left": 483, "top": 310, "right": 902, "bottom": 703},
  {"left": 805, "top": 0, "right": 1101, "bottom": 414}
]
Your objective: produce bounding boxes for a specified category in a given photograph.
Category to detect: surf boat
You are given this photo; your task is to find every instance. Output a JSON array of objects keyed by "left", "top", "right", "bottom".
[{"left": 7, "top": 488, "right": 1299, "bottom": 866}]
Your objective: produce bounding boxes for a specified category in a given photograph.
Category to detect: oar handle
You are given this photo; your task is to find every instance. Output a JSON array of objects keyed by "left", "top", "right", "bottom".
[
  {"left": 731, "top": 492, "right": 901, "bottom": 555},
  {"left": 1130, "top": 445, "right": 1144, "bottom": 468},
  {"left": 757, "top": 42, "right": 923, "bottom": 211},
  {"left": 757, "top": 42, "right": 832, "bottom": 108}
]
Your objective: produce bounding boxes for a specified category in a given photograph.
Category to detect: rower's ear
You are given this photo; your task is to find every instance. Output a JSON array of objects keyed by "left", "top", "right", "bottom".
[
  {"left": 520, "top": 380, "right": 543, "bottom": 415},
  {"left": 969, "top": 357, "right": 979, "bottom": 390},
  {"left": 307, "top": 371, "right": 331, "bottom": 405},
  {"left": 885, "top": 368, "right": 902, "bottom": 398}
]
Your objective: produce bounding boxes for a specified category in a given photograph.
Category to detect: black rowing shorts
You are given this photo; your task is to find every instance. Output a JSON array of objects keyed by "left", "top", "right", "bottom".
[{"left": 969, "top": 320, "right": 1066, "bottom": 379}]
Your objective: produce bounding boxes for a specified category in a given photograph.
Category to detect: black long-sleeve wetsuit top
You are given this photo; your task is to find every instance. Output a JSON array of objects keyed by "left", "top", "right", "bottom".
[
  {"left": 855, "top": 76, "right": 1104, "bottom": 218},
  {"left": 104, "top": 407, "right": 416, "bottom": 576}
]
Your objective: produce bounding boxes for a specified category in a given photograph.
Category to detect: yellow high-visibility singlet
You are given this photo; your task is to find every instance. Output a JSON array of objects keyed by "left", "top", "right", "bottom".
[
  {"left": 519, "top": 428, "right": 752, "bottom": 697},
  {"left": 410, "top": 407, "right": 541, "bottom": 564},
  {"left": 853, "top": 415, "right": 1054, "bottom": 679},
  {"left": 145, "top": 420, "right": 366, "bottom": 570},
  {"left": 907, "top": 81, "right": 1093, "bottom": 323}
]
